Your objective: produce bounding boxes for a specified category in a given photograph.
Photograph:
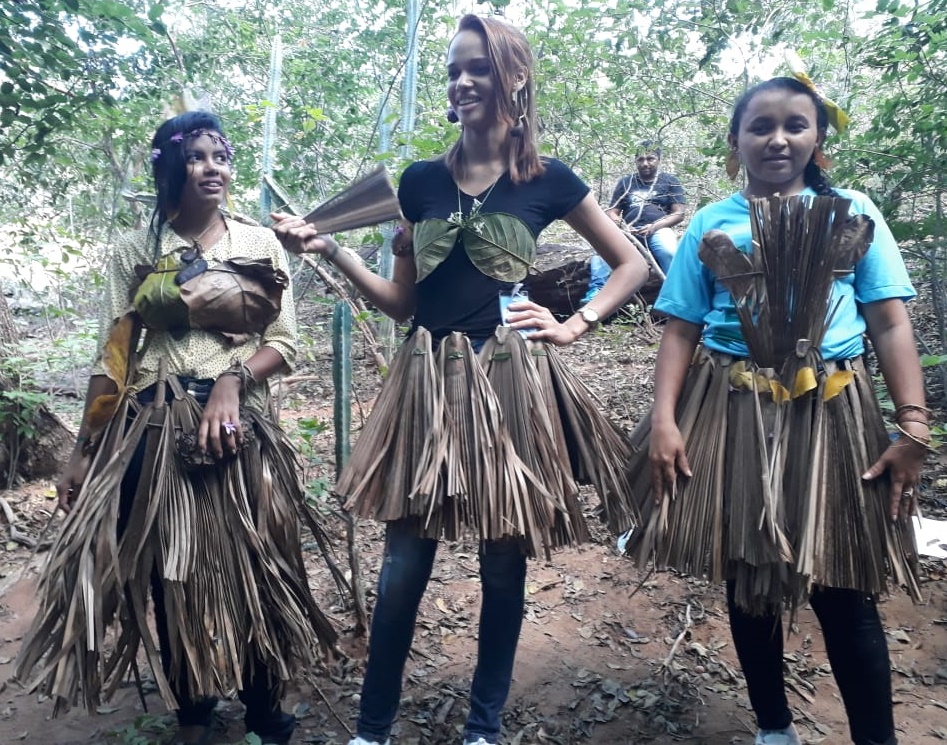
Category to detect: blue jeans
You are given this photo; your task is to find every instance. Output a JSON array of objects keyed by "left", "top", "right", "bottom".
[
  {"left": 727, "top": 581, "right": 896, "bottom": 744},
  {"left": 356, "top": 520, "right": 528, "bottom": 743},
  {"left": 647, "top": 227, "right": 678, "bottom": 274},
  {"left": 582, "top": 228, "right": 678, "bottom": 304}
]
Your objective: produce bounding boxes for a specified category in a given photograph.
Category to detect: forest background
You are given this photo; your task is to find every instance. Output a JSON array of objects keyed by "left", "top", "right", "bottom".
[{"left": 0, "top": 0, "right": 945, "bottom": 484}]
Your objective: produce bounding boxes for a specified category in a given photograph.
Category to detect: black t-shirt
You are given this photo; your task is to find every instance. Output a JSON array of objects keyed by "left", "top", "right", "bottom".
[
  {"left": 399, "top": 157, "right": 589, "bottom": 341},
  {"left": 610, "top": 171, "right": 685, "bottom": 227}
]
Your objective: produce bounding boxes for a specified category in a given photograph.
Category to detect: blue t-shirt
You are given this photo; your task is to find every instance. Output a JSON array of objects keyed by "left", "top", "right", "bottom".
[
  {"left": 399, "top": 157, "right": 589, "bottom": 340},
  {"left": 655, "top": 188, "right": 915, "bottom": 360}
]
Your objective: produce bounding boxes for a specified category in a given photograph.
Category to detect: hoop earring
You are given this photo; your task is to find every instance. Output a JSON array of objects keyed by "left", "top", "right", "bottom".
[
  {"left": 725, "top": 149, "right": 741, "bottom": 181},
  {"left": 446, "top": 107, "right": 458, "bottom": 124}
]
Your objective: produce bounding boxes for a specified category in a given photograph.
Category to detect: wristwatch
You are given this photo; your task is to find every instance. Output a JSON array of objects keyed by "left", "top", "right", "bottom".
[{"left": 579, "top": 306, "right": 600, "bottom": 328}]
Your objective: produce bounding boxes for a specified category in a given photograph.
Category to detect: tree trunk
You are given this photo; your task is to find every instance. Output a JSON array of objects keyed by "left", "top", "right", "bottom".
[
  {"left": 0, "top": 293, "right": 72, "bottom": 485},
  {"left": 524, "top": 254, "right": 663, "bottom": 319}
]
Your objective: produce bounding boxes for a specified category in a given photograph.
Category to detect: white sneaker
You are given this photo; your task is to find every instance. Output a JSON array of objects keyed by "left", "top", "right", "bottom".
[
  {"left": 463, "top": 739, "right": 497, "bottom": 745},
  {"left": 755, "top": 723, "right": 802, "bottom": 745},
  {"left": 347, "top": 738, "right": 390, "bottom": 745}
]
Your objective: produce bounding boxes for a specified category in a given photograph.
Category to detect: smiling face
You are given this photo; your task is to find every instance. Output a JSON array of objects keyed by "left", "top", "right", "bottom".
[
  {"left": 447, "top": 29, "right": 500, "bottom": 132},
  {"left": 730, "top": 89, "right": 823, "bottom": 197},
  {"left": 181, "top": 132, "right": 232, "bottom": 208}
]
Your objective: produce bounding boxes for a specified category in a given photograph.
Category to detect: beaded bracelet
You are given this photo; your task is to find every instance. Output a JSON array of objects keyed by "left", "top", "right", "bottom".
[
  {"left": 894, "top": 403, "right": 932, "bottom": 422},
  {"left": 895, "top": 423, "right": 937, "bottom": 452}
]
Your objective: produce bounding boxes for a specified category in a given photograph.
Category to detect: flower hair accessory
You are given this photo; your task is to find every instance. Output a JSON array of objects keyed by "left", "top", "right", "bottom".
[
  {"left": 785, "top": 49, "right": 850, "bottom": 134},
  {"left": 151, "top": 128, "right": 236, "bottom": 162}
]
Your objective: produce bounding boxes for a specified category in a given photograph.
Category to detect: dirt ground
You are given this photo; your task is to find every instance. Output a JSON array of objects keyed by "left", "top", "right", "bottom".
[{"left": 1, "top": 251, "right": 946, "bottom": 745}]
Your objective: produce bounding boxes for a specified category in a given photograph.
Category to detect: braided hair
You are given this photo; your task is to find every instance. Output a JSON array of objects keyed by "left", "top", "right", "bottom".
[{"left": 729, "top": 77, "right": 837, "bottom": 197}]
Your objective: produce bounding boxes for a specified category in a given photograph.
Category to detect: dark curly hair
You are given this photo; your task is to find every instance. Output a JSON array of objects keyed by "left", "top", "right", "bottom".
[{"left": 729, "top": 77, "right": 836, "bottom": 197}]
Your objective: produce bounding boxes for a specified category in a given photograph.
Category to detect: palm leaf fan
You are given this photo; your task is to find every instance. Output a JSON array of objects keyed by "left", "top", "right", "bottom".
[{"left": 303, "top": 166, "right": 402, "bottom": 234}]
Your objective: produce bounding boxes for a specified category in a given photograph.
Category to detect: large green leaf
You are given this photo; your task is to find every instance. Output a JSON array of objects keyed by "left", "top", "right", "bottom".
[
  {"left": 132, "top": 255, "right": 188, "bottom": 331},
  {"left": 463, "top": 212, "right": 534, "bottom": 282},
  {"left": 413, "top": 218, "right": 460, "bottom": 281},
  {"left": 412, "top": 212, "right": 535, "bottom": 282}
]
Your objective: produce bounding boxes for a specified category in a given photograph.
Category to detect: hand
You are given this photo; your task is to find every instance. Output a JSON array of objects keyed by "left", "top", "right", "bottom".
[
  {"left": 648, "top": 419, "right": 692, "bottom": 503},
  {"left": 57, "top": 447, "right": 92, "bottom": 513},
  {"left": 634, "top": 223, "right": 658, "bottom": 238},
  {"left": 392, "top": 221, "right": 414, "bottom": 257},
  {"left": 199, "top": 375, "right": 243, "bottom": 459},
  {"left": 862, "top": 419, "right": 929, "bottom": 521},
  {"left": 270, "top": 212, "right": 340, "bottom": 258},
  {"left": 506, "top": 300, "right": 582, "bottom": 346}
]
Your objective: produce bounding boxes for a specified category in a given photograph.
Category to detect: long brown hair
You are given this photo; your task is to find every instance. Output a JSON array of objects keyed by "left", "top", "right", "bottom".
[{"left": 444, "top": 15, "right": 545, "bottom": 184}]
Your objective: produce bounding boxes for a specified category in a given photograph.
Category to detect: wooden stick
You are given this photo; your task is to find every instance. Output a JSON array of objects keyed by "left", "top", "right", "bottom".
[{"left": 299, "top": 253, "right": 387, "bottom": 372}]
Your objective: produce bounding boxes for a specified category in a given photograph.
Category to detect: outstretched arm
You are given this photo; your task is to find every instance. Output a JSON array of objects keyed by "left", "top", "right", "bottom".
[
  {"left": 861, "top": 297, "right": 929, "bottom": 520},
  {"left": 270, "top": 213, "right": 417, "bottom": 321}
]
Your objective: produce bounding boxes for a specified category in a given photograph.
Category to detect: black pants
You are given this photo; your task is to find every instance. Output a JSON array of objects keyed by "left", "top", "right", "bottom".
[
  {"left": 727, "top": 581, "right": 896, "bottom": 745},
  {"left": 118, "top": 380, "right": 293, "bottom": 740}
]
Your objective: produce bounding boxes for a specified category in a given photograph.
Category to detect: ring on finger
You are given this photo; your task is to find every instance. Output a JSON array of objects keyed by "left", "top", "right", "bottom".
[{"left": 222, "top": 421, "right": 238, "bottom": 435}]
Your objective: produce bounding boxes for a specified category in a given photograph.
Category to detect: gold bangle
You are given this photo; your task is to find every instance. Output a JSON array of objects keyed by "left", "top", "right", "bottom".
[
  {"left": 894, "top": 403, "right": 932, "bottom": 421},
  {"left": 894, "top": 423, "right": 937, "bottom": 452},
  {"left": 896, "top": 415, "right": 931, "bottom": 427}
]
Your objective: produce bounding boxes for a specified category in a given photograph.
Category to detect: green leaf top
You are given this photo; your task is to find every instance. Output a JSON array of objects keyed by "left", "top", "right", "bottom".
[
  {"left": 413, "top": 211, "right": 535, "bottom": 283},
  {"left": 132, "top": 255, "right": 188, "bottom": 332}
]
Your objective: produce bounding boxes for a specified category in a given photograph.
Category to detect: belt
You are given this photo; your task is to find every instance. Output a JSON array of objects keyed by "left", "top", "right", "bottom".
[{"left": 136, "top": 376, "right": 215, "bottom": 406}]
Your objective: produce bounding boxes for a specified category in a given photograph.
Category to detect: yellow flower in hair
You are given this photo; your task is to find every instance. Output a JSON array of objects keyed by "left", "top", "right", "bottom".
[{"left": 785, "top": 49, "right": 850, "bottom": 134}]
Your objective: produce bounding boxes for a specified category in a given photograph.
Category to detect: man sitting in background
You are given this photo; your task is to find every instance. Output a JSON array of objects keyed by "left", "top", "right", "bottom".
[{"left": 584, "top": 141, "right": 686, "bottom": 304}]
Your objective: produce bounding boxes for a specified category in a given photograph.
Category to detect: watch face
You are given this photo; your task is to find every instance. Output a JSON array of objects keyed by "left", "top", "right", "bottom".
[{"left": 582, "top": 308, "right": 599, "bottom": 323}]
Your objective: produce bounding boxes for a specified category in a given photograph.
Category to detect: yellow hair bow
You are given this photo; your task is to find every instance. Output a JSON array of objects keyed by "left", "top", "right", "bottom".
[{"left": 785, "top": 50, "right": 850, "bottom": 134}]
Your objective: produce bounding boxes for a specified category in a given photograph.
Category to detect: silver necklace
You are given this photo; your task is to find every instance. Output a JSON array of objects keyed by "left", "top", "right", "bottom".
[{"left": 449, "top": 178, "right": 500, "bottom": 232}]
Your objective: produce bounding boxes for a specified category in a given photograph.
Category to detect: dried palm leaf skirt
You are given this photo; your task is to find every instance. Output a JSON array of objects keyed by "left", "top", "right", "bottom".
[
  {"left": 339, "top": 326, "right": 638, "bottom": 558},
  {"left": 15, "top": 377, "right": 338, "bottom": 714},
  {"left": 626, "top": 348, "right": 920, "bottom": 614}
]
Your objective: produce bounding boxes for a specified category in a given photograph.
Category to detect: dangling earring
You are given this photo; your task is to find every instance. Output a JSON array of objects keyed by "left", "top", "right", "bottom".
[
  {"left": 446, "top": 107, "right": 458, "bottom": 124},
  {"left": 814, "top": 147, "right": 832, "bottom": 170},
  {"left": 510, "top": 88, "right": 527, "bottom": 138},
  {"left": 725, "top": 148, "right": 741, "bottom": 181}
]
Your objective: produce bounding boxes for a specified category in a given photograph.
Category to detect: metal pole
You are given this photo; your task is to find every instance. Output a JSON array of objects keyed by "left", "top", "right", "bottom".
[{"left": 260, "top": 34, "right": 283, "bottom": 223}]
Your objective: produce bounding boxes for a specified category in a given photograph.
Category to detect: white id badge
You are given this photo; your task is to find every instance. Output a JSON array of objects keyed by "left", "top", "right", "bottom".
[{"left": 498, "top": 282, "right": 531, "bottom": 338}]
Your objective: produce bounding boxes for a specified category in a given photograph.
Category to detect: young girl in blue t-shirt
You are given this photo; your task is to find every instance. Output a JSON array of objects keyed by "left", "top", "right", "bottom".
[{"left": 636, "top": 77, "right": 928, "bottom": 745}]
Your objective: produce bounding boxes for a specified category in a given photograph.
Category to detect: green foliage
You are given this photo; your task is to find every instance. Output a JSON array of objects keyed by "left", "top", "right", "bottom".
[
  {"left": 0, "top": 0, "right": 163, "bottom": 168},
  {"left": 107, "top": 713, "right": 174, "bottom": 744},
  {"left": 0, "top": 350, "right": 51, "bottom": 487},
  {"left": 292, "top": 415, "right": 333, "bottom": 505}
]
